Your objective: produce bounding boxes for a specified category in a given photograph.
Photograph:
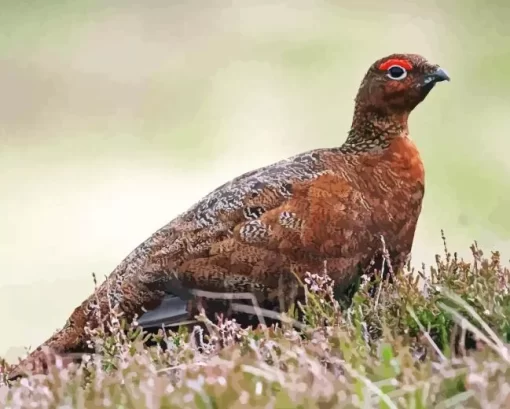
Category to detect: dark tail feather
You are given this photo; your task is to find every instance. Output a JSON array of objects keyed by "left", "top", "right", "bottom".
[{"left": 137, "top": 294, "right": 191, "bottom": 329}]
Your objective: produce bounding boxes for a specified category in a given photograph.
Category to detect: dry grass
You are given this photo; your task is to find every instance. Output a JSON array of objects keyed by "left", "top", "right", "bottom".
[{"left": 2, "top": 234, "right": 510, "bottom": 408}]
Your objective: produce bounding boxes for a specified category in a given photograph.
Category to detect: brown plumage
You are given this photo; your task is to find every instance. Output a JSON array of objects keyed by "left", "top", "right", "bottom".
[{"left": 8, "top": 53, "right": 449, "bottom": 379}]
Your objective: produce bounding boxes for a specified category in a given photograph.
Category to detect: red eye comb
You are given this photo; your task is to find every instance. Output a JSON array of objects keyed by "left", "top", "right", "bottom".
[{"left": 378, "top": 59, "right": 413, "bottom": 71}]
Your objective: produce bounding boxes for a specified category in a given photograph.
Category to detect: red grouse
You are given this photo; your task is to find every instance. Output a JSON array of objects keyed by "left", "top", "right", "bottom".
[{"left": 8, "top": 53, "right": 449, "bottom": 379}]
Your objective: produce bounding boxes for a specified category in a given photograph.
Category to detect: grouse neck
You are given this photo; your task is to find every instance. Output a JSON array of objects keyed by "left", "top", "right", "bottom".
[{"left": 340, "top": 109, "right": 409, "bottom": 154}]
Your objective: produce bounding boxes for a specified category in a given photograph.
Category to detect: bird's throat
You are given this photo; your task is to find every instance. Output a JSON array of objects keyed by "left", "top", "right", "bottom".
[{"left": 341, "top": 110, "right": 410, "bottom": 153}]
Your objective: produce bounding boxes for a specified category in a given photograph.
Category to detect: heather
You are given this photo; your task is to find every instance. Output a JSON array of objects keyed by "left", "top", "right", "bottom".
[{"left": 2, "top": 234, "right": 510, "bottom": 408}]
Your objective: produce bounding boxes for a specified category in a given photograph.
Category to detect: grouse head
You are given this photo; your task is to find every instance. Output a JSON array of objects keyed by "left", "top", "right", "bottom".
[{"left": 354, "top": 53, "right": 450, "bottom": 117}]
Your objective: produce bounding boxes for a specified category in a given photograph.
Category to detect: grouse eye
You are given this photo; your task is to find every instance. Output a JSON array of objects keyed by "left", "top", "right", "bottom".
[{"left": 387, "top": 65, "right": 407, "bottom": 80}]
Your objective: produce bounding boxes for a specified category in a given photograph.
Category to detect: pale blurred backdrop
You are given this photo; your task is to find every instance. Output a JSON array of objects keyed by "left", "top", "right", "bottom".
[{"left": 1, "top": 0, "right": 509, "bottom": 362}]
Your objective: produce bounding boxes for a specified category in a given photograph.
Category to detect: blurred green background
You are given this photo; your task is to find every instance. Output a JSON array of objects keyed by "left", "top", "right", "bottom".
[{"left": 1, "top": 0, "right": 509, "bottom": 361}]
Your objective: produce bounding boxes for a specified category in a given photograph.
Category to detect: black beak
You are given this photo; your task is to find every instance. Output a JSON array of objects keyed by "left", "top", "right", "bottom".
[{"left": 423, "top": 67, "right": 450, "bottom": 86}]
